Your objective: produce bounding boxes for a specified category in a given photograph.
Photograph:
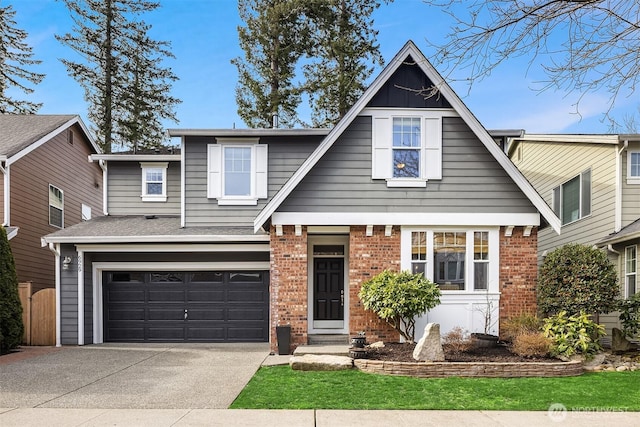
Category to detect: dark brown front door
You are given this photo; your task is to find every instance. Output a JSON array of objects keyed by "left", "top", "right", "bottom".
[{"left": 313, "top": 258, "right": 344, "bottom": 321}]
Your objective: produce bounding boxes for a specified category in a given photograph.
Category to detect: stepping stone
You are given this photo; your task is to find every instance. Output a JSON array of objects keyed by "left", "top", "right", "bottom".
[{"left": 290, "top": 354, "right": 353, "bottom": 371}]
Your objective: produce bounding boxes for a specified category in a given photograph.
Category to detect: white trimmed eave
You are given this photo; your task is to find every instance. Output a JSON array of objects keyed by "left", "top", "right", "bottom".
[
  {"left": 90, "top": 154, "right": 181, "bottom": 162},
  {"left": 254, "top": 40, "right": 562, "bottom": 235},
  {"left": 42, "top": 234, "right": 270, "bottom": 245},
  {"left": 168, "top": 128, "right": 329, "bottom": 138},
  {"left": 597, "top": 231, "right": 640, "bottom": 247},
  {"left": 271, "top": 212, "right": 541, "bottom": 228}
]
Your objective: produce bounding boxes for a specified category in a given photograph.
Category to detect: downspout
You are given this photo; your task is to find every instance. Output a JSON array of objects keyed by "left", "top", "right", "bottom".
[
  {"left": 615, "top": 140, "right": 628, "bottom": 232},
  {"left": 1, "top": 159, "right": 9, "bottom": 226},
  {"left": 98, "top": 159, "right": 108, "bottom": 215},
  {"left": 180, "top": 135, "right": 185, "bottom": 228}
]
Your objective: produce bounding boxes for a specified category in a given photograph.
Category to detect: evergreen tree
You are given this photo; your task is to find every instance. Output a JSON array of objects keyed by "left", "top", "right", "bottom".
[
  {"left": 232, "top": 0, "right": 310, "bottom": 128},
  {"left": 0, "top": 4, "right": 44, "bottom": 114},
  {"left": 57, "top": 0, "right": 180, "bottom": 152},
  {"left": 0, "top": 226, "right": 23, "bottom": 354},
  {"left": 304, "top": 0, "right": 385, "bottom": 127}
]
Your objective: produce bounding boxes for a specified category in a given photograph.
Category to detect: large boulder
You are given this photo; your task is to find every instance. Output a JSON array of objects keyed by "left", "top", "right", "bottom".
[
  {"left": 290, "top": 354, "right": 353, "bottom": 371},
  {"left": 612, "top": 328, "right": 636, "bottom": 353},
  {"left": 413, "top": 323, "right": 445, "bottom": 362}
]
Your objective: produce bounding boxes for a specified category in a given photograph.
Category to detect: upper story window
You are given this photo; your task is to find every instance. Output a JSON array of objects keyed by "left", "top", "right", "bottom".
[
  {"left": 207, "top": 139, "right": 268, "bottom": 205},
  {"left": 140, "top": 162, "right": 168, "bottom": 202},
  {"left": 405, "top": 228, "right": 497, "bottom": 292},
  {"left": 370, "top": 110, "right": 443, "bottom": 187},
  {"left": 49, "top": 184, "right": 64, "bottom": 228},
  {"left": 626, "top": 245, "right": 637, "bottom": 298},
  {"left": 628, "top": 151, "right": 640, "bottom": 184},
  {"left": 553, "top": 169, "right": 591, "bottom": 225}
]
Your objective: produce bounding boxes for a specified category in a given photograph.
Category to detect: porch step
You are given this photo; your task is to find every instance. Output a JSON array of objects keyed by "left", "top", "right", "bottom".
[
  {"left": 293, "top": 345, "right": 351, "bottom": 357},
  {"left": 307, "top": 334, "right": 350, "bottom": 345}
]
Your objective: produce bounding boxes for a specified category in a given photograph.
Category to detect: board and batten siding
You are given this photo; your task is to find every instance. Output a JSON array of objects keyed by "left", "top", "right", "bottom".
[
  {"left": 277, "top": 116, "right": 537, "bottom": 214},
  {"left": 60, "top": 244, "right": 78, "bottom": 345},
  {"left": 184, "top": 136, "right": 320, "bottom": 227},
  {"left": 107, "top": 161, "right": 180, "bottom": 216},
  {"left": 513, "top": 140, "right": 617, "bottom": 263},
  {"left": 9, "top": 124, "right": 103, "bottom": 292},
  {"left": 622, "top": 142, "right": 640, "bottom": 227}
]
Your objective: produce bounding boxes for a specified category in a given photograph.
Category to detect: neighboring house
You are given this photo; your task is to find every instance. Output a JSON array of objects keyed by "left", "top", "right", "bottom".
[
  {"left": 43, "top": 41, "right": 560, "bottom": 350},
  {"left": 508, "top": 134, "right": 640, "bottom": 333},
  {"left": 0, "top": 115, "right": 103, "bottom": 293}
]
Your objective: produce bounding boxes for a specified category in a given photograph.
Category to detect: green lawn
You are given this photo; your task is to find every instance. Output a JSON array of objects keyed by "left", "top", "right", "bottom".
[{"left": 230, "top": 366, "right": 640, "bottom": 410}]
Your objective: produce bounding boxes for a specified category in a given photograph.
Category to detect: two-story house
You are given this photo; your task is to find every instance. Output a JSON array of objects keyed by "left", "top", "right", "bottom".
[
  {"left": 508, "top": 134, "right": 640, "bottom": 333},
  {"left": 43, "top": 41, "right": 560, "bottom": 351},
  {"left": 0, "top": 115, "right": 102, "bottom": 293}
]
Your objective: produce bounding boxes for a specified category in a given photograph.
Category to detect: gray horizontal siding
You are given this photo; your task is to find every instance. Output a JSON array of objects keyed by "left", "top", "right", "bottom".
[
  {"left": 60, "top": 244, "right": 78, "bottom": 345},
  {"left": 278, "top": 116, "right": 537, "bottom": 213},
  {"left": 622, "top": 142, "right": 640, "bottom": 226},
  {"left": 184, "top": 136, "right": 319, "bottom": 227},
  {"left": 107, "top": 162, "right": 181, "bottom": 216}
]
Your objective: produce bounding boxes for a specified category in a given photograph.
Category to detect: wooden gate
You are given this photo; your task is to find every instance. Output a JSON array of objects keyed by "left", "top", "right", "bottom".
[{"left": 18, "top": 282, "right": 56, "bottom": 346}]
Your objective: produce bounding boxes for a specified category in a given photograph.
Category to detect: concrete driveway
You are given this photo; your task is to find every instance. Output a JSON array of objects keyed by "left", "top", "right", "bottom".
[{"left": 0, "top": 343, "right": 270, "bottom": 409}]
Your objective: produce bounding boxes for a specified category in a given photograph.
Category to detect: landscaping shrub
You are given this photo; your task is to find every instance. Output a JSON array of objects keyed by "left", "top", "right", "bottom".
[
  {"left": 359, "top": 270, "right": 440, "bottom": 343},
  {"left": 542, "top": 311, "right": 605, "bottom": 359},
  {"left": 501, "top": 313, "right": 542, "bottom": 342},
  {"left": 617, "top": 293, "right": 640, "bottom": 339},
  {"left": 442, "top": 326, "right": 473, "bottom": 354},
  {"left": 511, "top": 332, "right": 551, "bottom": 358},
  {"left": 537, "top": 244, "right": 618, "bottom": 317},
  {"left": 0, "top": 226, "right": 23, "bottom": 354}
]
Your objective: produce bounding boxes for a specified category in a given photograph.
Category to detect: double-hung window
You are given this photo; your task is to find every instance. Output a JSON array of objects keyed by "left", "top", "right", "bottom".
[
  {"left": 371, "top": 110, "right": 443, "bottom": 187},
  {"left": 140, "top": 162, "right": 168, "bottom": 202},
  {"left": 207, "top": 139, "right": 268, "bottom": 205},
  {"left": 626, "top": 246, "right": 637, "bottom": 298},
  {"left": 49, "top": 184, "right": 64, "bottom": 228},
  {"left": 405, "top": 228, "right": 497, "bottom": 292},
  {"left": 628, "top": 151, "right": 640, "bottom": 184},
  {"left": 553, "top": 169, "right": 591, "bottom": 225}
]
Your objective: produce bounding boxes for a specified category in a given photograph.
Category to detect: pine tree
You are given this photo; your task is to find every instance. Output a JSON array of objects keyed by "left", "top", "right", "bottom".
[
  {"left": 0, "top": 4, "right": 44, "bottom": 114},
  {"left": 0, "top": 226, "right": 23, "bottom": 354},
  {"left": 232, "top": 0, "right": 310, "bottom": 128},
  {"left": 57, "top": 0, "right": 180, "bottom": 152},
  {"left": 303, "top": 0, "right": 385, "bottom": 127}
]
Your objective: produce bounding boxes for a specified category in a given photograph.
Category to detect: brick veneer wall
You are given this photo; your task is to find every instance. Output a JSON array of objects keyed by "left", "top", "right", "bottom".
[
  {"left": 349, "top": 226, "right": 400, "bottom": 343},
  {"left": 270, "top": 225, "right": 308, "bottom": 353},
  {"left": 499, "top": 226, "right": 539, "bottom": 333}
]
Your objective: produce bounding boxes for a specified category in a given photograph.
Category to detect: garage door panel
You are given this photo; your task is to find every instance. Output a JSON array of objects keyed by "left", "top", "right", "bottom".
[{"left": 104, "top": 270, "right": 269, "bottom": 343}]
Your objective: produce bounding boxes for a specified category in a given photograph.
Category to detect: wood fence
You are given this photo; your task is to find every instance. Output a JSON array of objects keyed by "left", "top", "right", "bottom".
[{"left": 18, "top": 282, "right": 56, "bottom": 346}]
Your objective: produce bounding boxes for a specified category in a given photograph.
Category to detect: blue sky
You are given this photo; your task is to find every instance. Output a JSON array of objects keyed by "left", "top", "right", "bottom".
[{"left": 7, "top": 0, "right": 639, "bottom": 134}]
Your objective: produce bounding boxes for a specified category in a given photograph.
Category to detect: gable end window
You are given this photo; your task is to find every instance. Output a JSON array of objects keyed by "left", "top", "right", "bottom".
[
  {"left": 628, "top": 151, "right": 640, "bottom": 184},
  {"left": 207, "top": 140, "right": 268, "bottom": 205},
  {"left": 140, "top": 162, "right": 168, "bottom": 202},
  {"left": 49, "top": 184, "right": 64, "bottom": 228},
  {"left": 552, "top": 169, "right": 591, "bottom": 225},
  {"left": 626, "top": 245, "right": 637, "bottom": 298},
  {"left": 371, "top": 110, "right": 443, "bottom": 187}
]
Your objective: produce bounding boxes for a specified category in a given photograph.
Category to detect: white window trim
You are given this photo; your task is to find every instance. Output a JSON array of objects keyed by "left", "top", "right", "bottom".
[
  {"left": 626, "top": 245, "right": 637, "bottom": 298},
  {"left": 369, "top": 109, "right": 443, "bottom": 187},
  {"left": 628, "top": 151, "right": 640, "bottom": 184},
  {"left": 552, "top": 168, "right": 591, "bottom": 226},
  {"left": 140, "top": 162, "right": 168, "bottom": 202},
  {"left": 400, "top": 227, "right": 500, "bottom": 294},
  {"left": 49, "top": 184, "right": 64, "bottom": 229},
  {"left": 207, "top": 139, "right": 267, "bottom": 206}
]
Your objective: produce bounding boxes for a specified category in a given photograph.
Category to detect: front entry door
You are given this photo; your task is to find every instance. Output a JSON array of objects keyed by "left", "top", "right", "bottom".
[{"left": 313, "top": 258, "right": 344, "bottom": 323}]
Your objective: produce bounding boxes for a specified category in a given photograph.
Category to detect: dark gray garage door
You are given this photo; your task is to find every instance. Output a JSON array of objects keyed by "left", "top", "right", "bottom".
[{"left": 103, "top": 271, "right": 269, "bottom": 342}]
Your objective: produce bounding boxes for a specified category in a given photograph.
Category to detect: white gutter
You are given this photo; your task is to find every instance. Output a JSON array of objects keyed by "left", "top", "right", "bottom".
[
  {"left": 180, "top": 136, "right": 186, "bottom": 228},
  {"left": 615, "top": 140, "right": 628, "bottom": 232},
  {"left": 0, "top": 159, "right": 8, "bottom": 226}
]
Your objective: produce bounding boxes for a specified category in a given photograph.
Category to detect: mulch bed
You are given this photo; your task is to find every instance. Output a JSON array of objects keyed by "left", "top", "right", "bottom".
[{"left": 365, "top": 342, "right": 562, "bottom": 363}]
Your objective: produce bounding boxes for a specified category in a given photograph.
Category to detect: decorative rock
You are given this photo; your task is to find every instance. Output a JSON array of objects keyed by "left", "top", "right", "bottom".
[
  {"left": 369, "top": 341, "right": 385, "bottom": 349},
  {"left": 413, "top": 323, "right": 445, "bottom": 362},
  {"left": 616, "top": 365, "right": 629, "bottom": 372},
  {"left": 583, "top": 353, "right": 606, "bottom": 368},
  {"left": 289, "top": 354, "right": 353, "bottom": 371},
  {"left": 612, "top": 328, "right": 635, "bottom": 353}
]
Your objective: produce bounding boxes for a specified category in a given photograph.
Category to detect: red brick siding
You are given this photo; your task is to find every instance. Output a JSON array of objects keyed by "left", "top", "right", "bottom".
[
  {"left": 348, "top": 226, "right": 400, "bottom": 343},
  {"left": 499, "top": 226, "right": 539, "bottom": 333},
  {"left": 270, "top": 225, "right": 308, "bottom": 352}
]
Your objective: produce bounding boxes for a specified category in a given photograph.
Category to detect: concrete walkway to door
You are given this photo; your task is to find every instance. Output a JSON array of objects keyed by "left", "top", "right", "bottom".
[{"left": 0, "top": 343, "right": 270, "bottom": 409}]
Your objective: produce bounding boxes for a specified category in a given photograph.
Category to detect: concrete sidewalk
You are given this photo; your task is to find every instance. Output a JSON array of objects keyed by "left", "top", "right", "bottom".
[{"left": 0, "top": 408, "right": 638, "bottom": 426}]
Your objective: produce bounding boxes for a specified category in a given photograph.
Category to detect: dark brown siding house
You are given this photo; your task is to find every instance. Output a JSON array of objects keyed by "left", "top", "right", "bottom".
[{"left": 0, "top": 115, "right": 103, "bottom": 293}]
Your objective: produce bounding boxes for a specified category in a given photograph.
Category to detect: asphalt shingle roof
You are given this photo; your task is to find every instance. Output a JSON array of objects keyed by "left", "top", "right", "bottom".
[
  {"left": 0, "top": 115, "right": 77, "bottom": 157},
  {"left": 598, "top": 217, "right": 640, "bottom": 245}
]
